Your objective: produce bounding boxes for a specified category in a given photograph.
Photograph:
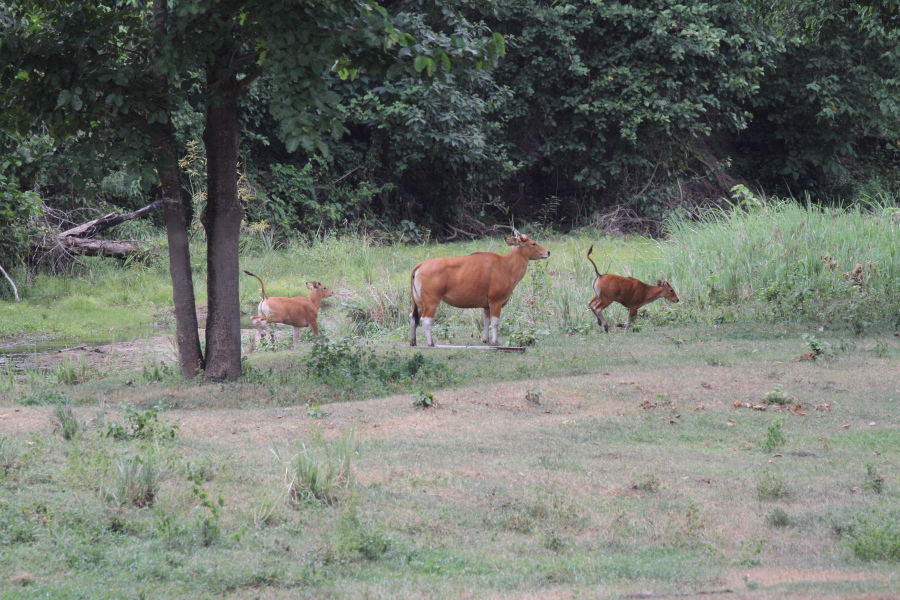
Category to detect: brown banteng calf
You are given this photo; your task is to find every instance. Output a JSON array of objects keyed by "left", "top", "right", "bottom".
[
  {"left": 586, "top": 246, "right": 679, "bottom": 332},
  {"left": 244, "top": 271, "right": 333, "bottom": 351},
  {"left": 409, "top": 232, "right": 550, "bottom": 347}
]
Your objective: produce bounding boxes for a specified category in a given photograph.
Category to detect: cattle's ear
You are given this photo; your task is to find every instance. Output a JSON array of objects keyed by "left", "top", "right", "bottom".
[
  {"left": 306, "top": 281, "right": 316, "bottom": 290},
  {"left": 505, "top": 236, "right": 520, "bottom": 246},
  {"left": 657, "top": 279, "right": 664, "bottom": 286}
]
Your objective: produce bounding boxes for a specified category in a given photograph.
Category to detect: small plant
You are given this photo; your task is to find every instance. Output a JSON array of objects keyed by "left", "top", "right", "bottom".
[
  {"left": 766, "top": 508, "right": 792, "bottom": 528},
  {"left": 337, "top": 511, "right": 390, "bottom": 560},
  {"left": 103, "top": 455, "right": 159, "bottom": 508},
  {"left": 762, "top": 417, "right": 786, "bottom": 453},
  {"left": 631, "top": 475, "right": 660, "bottom": 494},
  {"left": 540, "top": 529, "right": 567, "bottom": 553},
  {"left": 189, "top": 474, "right": 224, "bottom": 547},
  {"left": 864, "top": 464, "right": 885, "bottom": 494},
  {"left": 273, "top": 429, "right": 355, "bottom": 506},
  {"left": 737, "top": 537, "right": 765, "bottom": 566},
  {"left": 411, "top": 391, "right": 435, "bottom": 409},
  {"left": 525, "top": 387, "right": 542, "bottom": 406},
  {"left": 0, "top": 436, "right": 19, "bottom": 480},
  {"left": 307, "top": 402, "right": 325, "bottom": 418},
  {"left": 104, "top": 404, "right": 178, "bottom": 442},
  {"left": 51, "top": 405, "right": 82, "bottom": 441},
  {"left": 764, "top": 386, "right": 791, "bottom": 406},
  {"left": 757, "top": 468, "right": 788, "bottom": 501},
  {"left": 800, "top": 334, "right": 835, "bottom": 361}
]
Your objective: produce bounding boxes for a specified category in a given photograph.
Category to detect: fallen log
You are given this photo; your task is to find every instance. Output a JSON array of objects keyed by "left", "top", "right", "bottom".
[
  {"left": 59, "top": 199, "right": 162, "bottom": 239},
  {"left": 32, "top": 199, "right": 162, "bottom": 262}
]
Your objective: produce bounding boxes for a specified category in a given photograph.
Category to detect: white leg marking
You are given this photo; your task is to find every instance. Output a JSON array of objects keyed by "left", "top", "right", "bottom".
[
  {"left": 490, "top": 316, "right": 499, "bottom": 346},
  {"left": 482, "top": 308, "right": 491, "bottom": 343},
  {"left": 409, "top": 313, "right": 418, "bottom": 346},
  {"left": 422, "top": 317, "right": 434, "bottom": 347}
]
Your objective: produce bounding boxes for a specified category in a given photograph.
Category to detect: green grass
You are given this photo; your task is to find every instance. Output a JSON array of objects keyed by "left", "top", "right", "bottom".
[{"left": 1, "top": 198, "right": 899, "bottom": 598}]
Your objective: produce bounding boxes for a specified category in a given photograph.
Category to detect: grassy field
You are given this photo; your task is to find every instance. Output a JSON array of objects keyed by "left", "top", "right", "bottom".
[{"left": 1, "top": 200, "right": 899, "bottom": 598}]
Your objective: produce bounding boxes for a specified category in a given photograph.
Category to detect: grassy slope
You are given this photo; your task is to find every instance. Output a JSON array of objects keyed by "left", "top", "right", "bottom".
[{"left": 1, "top": 202, "right": 899, "bottom": 598}]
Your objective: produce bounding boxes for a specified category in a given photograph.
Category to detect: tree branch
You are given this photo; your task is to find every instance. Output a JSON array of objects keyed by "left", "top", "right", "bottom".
[{"left": 0, "top": 263, "right": 20, "bottom": 301}]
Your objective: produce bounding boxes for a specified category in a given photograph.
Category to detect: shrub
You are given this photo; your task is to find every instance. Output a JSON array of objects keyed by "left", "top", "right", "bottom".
[
  {"left": 762, "top": 418, "right": 786, "bottom": 453},
  {"left": 842, "top": 511, "right": 900, "bottom": 562},
  {"left": 766, "top": 508, "right": 792, "bottom": 528}
]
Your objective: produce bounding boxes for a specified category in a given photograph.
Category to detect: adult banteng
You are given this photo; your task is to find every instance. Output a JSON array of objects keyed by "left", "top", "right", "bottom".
[{"left": 409, "top": 233, "right": 550, "bottom": 347}]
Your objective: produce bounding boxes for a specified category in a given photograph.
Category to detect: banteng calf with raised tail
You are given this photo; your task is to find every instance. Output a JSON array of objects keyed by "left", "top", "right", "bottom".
[
  {"left": 586, "top": 246, "right": 679, "bottom": 332},
  {"left": 409, "top": 232, "right": 550, "bottom": 347},
  {"left": 244, "top": 271, "right": 333, "bottom": 352}
]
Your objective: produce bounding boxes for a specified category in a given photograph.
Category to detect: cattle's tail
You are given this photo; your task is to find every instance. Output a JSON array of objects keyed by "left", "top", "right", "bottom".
[
  {"left": 586, "top": 245, "right": 602, "bottom": 279},
  {"left": 243, "top": 270, "right": 268, "bottom": 300},
  {"left": 410, "top": 265, "right": 421, "bottom": 325}
]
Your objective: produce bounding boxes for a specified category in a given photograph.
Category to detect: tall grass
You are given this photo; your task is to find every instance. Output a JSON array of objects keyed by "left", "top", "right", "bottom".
[
  {"left": 663, "top": 198, "right": 900, "bottom": 329},
  {"left": 2, "top": 196, "right": 898, "bottom": 349}
]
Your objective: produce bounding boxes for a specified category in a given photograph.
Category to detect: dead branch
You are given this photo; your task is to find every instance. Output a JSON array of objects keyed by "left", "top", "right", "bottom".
[
  {"left": 0, "top": 263, "right": 20, "bottom": 301},
  {"left": 30, "top": 200, "right": 162, "bottom": 268},
  {"left": 58, "top": 199, "right": 162, "bottom": 239}
]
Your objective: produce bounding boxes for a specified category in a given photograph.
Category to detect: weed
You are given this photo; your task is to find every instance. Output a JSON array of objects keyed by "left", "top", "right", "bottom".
[
  {"left": 801, "top": 334, "right": 835, "bottom": 360},
  {"left": 190, "top": 474, "right": 224, "bottom": 547},
  {"left": 842, "top": 511, "right": 900, "bottom": 562},
  {"left": 871, "top": 340, "right": 889, "bottom": 358},
  {"left": 411, "top": 390, "right": 435, "bottom": 409},
  {"left": 273, "top": 429, "right": 356, "bottom": 506},
  {"left": 737, "top": 537, "right": 766, "bottom": 566},
  {"left": 631, "top": 475, "right": 661, "bottom": 494},
  {"left": 307, "top": 402, "right": 325, "bottom": 418},
  {"left": 500, "top": 321, "right": 548, "bottom": 347},
  {"left": 762, "top": 418, "right": 786, "bottom": 453},
  {"left": 540, "top": 529, "right": 567, "bottom": 553},
  {"left": 141, "top": 360, "right": 180, "bottom": 383},
  {"left": 766, "top": 508, "right": 792, "bottom": 528},
  {"left": 764, "top": 386, "right": 791, "bottom": 406},
  {"left": 525, "top": 387, "right": 542, "bottom": 406},
  {"left": 0, "top": 436, "right": 19, "bottom": 479},
  {"left": 104, "top": 404, "right": 178, "bottom": 442},
  {"left": 19, "top": 390, "right": 71, "bottom": 406},
  {"left": 337, "top": 513, "right": 390, "bottom": 560},
  {"left": 306, "top": 337, "right": 453, "bottom": 393},
  {"left": 54, "top": 357, "right": 94, "bottom": 385},
  {"left": 864, "top": 464, "right": 885, "bottom": 494},
  {"left": 102, "top": 455, "right": 159, "bottom": 508},
  {"left": 757, "top": 468, "right": 788, "bottom": 501},
  {"left": 51, "top": 404, "right": 82, "bottom": 441}
]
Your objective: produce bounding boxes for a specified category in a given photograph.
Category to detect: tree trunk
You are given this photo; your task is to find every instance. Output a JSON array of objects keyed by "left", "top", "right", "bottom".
[
  {"left": 201, "top": 76, "right": 244, "bottom": 380},
  {"left": 150, "top": 0, "right": 204, "bottom": 379},
  {"left": 151, "top": 122, "right": 205, "bottom": 379}
]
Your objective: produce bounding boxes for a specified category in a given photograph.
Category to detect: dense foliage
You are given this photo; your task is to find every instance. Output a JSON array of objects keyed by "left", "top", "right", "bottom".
[{"left": 2, "top": 0, "right": 898, "bottom": 253}]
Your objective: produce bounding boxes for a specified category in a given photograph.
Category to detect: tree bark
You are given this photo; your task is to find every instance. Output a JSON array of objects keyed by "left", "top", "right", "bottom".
[
  {"left": 201, "top": 74, "right": 244, "bottom": 380},
  {"left": 151, "top": 121, "right": 205, "bottom": 379},
  {"left": 149, "top": 0, "right": 204, "bottom": 380}
]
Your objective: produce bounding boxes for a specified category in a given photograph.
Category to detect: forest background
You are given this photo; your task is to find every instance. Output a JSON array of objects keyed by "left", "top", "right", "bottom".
[{"left": 1, "top": 0, "right": 899, "bottom": 378}]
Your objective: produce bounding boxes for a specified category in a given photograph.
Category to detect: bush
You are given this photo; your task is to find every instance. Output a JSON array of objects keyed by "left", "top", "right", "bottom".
[{"left": 842, "top": 511, "right": 900, "bottom": 562}]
